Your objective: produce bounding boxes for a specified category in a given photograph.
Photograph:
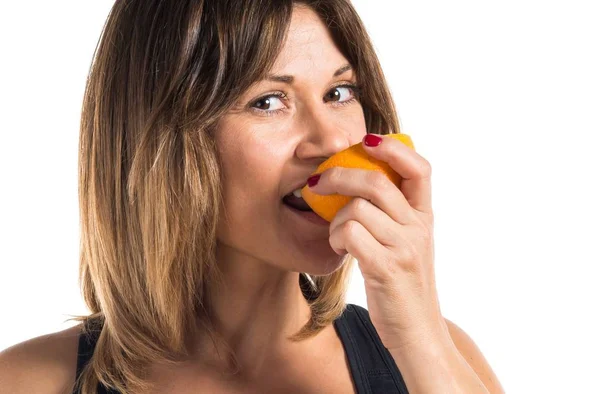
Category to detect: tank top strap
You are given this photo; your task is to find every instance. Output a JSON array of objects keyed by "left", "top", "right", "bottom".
[
  {"left": 75, "top": 305, "right": 409, "bottom": 394},
  {"left": 75, "top": 319, "right": 96, "bottom": 381},
  {"left": 334, "top": 303, "right": 410, "bottom": 394},
  {"left": 73, "top": 317, "right": 116, "bottom": 394}
]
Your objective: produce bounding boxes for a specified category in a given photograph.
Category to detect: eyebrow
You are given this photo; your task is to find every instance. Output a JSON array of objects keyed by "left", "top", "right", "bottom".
[{"left": 266, "top": 63, "right": 353, "bottom": 84}]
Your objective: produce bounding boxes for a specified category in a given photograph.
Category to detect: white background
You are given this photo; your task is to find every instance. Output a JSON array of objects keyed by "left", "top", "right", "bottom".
[{"left": 1, "top": 1, "right": 599, "bottom": 393}]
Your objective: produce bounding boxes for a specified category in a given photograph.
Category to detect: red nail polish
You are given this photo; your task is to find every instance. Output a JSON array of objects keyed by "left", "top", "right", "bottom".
[
  {"left": 307, "top": 174, "right": 321, "bottom": 187},
  {"left": 363, "top": 134, "right": 382, "bottom": 147}
]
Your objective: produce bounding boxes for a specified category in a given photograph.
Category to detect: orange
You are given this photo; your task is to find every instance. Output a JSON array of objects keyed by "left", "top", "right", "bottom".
[{"left": 301, "top": 133, "right": 415, "bottom": 222}]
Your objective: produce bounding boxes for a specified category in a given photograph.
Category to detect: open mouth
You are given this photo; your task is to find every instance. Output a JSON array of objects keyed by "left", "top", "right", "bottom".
[
  {"left": 281, "top": 187, "right": 329, "bottom": 226},
  {"left": 282, "top": 189, "right": 313, "bottom": 212}
]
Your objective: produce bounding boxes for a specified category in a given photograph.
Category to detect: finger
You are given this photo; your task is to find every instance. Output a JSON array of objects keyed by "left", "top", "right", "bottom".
[
  {"left": 309, "top": 166, "right": 418, "bottom": 225},
  {"left": 362, "top": 133, "right": 433, "bottom": 214},
  {"left": 329, "top": 197, "right": 400, "bottom": 247},
  {"left": 329, "top": 219, "right": 388, "bottom": 282}
]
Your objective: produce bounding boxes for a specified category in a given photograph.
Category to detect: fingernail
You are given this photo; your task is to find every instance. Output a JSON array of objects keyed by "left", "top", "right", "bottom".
[
  {"left": 363, "top": 134, "right": 382, "bottom": 147},
  {"left": 307, "top": 174, "right": 321, "bottom": 187}
]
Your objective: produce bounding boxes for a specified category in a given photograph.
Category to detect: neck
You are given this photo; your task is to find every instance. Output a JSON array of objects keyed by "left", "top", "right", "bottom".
[{"left": 193, "top": 245, "right": 314, "bottom": 375}]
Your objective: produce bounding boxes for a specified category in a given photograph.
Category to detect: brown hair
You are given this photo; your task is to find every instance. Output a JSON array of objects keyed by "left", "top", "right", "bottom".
[{"left": 69, "top": 0, "right": 402, "bottom": 392}]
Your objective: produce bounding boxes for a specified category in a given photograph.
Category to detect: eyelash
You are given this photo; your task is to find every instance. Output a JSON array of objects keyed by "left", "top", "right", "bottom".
[{"left": 248, "top": 83, "right": 362, "bottom": 117}]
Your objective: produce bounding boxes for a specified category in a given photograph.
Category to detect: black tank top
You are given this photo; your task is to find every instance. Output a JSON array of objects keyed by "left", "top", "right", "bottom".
[{"left": 74, "top": 303, "right": 409, "bottom": 393}]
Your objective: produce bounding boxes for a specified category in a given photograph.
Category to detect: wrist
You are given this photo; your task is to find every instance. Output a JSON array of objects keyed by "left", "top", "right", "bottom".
[{"left": 388, "top": 335, "right": 457, "bottom": 365}]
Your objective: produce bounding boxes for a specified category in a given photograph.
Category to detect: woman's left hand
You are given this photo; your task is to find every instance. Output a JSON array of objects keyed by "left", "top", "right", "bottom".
[{"left": 307, "top": 133, "right": 451, "bottom": 352}]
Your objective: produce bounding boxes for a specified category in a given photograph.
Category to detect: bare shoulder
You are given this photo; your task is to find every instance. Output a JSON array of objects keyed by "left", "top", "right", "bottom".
[
  {"left": 444, "top": 317, "right": 506, "bottom": 394},
  {"left": 0, "top": 323, "right": 82, "bottom": 394}
]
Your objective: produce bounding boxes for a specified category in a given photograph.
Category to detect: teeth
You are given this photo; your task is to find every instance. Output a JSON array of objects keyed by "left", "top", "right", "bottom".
[{"left": 292, "top": 188, "right": 303, "bottom": 198}]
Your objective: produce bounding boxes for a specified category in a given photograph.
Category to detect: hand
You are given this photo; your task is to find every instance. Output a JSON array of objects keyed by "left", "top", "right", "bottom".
[{"left": 307, "top": 133, "right": 450, "bottom": 351}]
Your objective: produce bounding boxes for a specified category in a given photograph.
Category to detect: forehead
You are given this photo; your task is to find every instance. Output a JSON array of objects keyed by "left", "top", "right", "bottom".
[{"left": 269, "top": 6, "right": 349, "bottom": 76}]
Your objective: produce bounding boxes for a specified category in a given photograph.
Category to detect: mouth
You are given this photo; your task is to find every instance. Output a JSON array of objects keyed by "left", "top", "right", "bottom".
[
  {"left": 282, "top": 187, "right": 313, "bottom": 212},
  {"left": 281, "top": 187, "right": 329, "bottom": 226}
]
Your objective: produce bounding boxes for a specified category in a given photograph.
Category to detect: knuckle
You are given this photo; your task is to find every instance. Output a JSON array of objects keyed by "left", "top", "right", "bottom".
[
  {"left": 367, "top": 171, "right": 390, "bottom": 192},
  {"left": 329, "top": 167, "right": 344, "bottom": 185},
  {"left": 397, "top": 245, "right": 420, "bottom": 272},
  {"left": 331, "top": 167, "right": 344, "bottom": 183},
  {"left": 342, "top": 220, "right": 360, "bottom": 237},
  {"left": 350, "top": 197, "right": 368, "bottom": 215},
  {"left": 418, "top": 159, "right": 432, "bottom": 178}
]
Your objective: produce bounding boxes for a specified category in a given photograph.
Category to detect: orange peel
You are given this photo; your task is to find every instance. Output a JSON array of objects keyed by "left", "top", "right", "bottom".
[{"left": 301, "top": 133, "right": 415, "bottom": 222}]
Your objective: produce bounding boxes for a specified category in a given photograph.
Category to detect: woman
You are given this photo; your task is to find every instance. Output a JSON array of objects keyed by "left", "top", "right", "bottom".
[{"left": 0, "top": 0, "right": 504, "bottom": 393}]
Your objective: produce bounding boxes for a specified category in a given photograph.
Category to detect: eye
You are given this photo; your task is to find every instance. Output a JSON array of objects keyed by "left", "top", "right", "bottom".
[
  {"left": 250, "top": 93, "right": 286, "bottom": 112},
  {"left": 324, "top": 85, "right": 357, "bottom": 103}
]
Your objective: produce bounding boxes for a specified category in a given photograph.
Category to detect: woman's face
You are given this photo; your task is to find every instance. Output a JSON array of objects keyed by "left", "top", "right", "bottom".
[{"left": 214, "top": 6, "right": 367, "bottom": 275}]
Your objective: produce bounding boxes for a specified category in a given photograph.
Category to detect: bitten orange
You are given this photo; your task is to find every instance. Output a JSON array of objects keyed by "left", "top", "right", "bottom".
[{"left": 301, "top": 133, "right": 415, "bottom": 222}]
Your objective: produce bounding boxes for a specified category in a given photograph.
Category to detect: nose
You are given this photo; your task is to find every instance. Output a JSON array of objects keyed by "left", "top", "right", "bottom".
[{"left": 294, "top": 106, "right": 355, "bottom": 163}]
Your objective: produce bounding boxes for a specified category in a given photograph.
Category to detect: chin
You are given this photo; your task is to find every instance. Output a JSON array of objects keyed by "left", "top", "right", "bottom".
[{"left": 291, "top": 244, "right": 349, "bottom": 276}]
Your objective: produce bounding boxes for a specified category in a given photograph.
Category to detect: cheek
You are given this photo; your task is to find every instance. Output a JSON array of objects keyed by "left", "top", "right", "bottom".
[
  {"left": 219, "top": 139, "right": 289, "bottom": 210},
  {"left": 215, "top": 117, "right": 293, "bottom": 209},
  {"left": 216, "top": 140, "right": 289, "bottom": 247},
  {"left": 346, "top": 106, "right": 367, "bottom": 129},
  {"left": 329, "top": 105, "right": 367, "bottom": 138},
  {"left": 231, "top": 139, "right": 285, "bottom": 181}
]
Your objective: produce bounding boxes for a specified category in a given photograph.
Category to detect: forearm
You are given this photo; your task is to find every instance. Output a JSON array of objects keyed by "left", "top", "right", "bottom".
[{"left": 390, "top": 339, "right": 490, "bottom": 394}]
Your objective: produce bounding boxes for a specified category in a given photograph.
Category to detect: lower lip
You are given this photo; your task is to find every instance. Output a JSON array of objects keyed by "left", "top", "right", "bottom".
[{"left": 283, "top": 203, "right": 330, "bottom": 226}]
